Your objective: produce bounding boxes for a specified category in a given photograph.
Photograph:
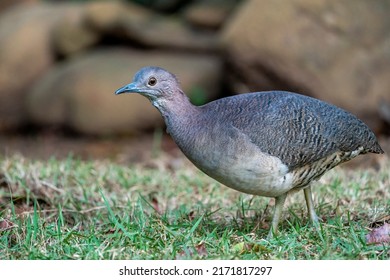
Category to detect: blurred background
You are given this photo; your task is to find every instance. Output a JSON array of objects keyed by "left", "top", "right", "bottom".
[{"left": 0, "top": 0, "right": 389, "bottom": 164}]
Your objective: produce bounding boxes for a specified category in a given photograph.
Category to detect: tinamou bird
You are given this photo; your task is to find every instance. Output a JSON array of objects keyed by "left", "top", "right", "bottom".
[{"left": 115, "top": 66, "right": 384, "bottom": 238}]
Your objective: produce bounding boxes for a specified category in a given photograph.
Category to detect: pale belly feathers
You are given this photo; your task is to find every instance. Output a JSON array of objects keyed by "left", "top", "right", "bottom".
[{"left": 179, "top": 124, "right": 295, "bottom": 197}]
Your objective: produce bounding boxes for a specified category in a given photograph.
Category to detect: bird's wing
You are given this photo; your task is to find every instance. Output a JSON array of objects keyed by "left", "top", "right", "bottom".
[{"left": 218, "top": 91, "right": 377, "bottom": 170}]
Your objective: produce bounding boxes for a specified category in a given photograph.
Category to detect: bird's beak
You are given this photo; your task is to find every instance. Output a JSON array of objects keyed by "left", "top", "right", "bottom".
[{"left": 115, "top": 82, "right": 139, "bottom": 95}]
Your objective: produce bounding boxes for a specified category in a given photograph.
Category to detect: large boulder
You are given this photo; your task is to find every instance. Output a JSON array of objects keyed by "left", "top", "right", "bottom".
[
  {"left": 27, "top": 48, "right": 222, "bottom": 135},
  {"left": 52, "top": 9, "right": 100, "bottom": 57},
  {"left": 0, "top": 2, "right": 84, "bottom": 130},
  {"left": 183, "top": 0, "right": 238, "bottom": 30},
  {"left": 51, "top": 0, "right": 220, "bottom": 58},
  {"left": 84, "top": 1, "right": 218, "bottom": 52},
  {"left": 0, "top": 0, "right": 36, "bottom": 14},
  {"left": 222, "top": 0, "right": 390, "bottom": 131}
]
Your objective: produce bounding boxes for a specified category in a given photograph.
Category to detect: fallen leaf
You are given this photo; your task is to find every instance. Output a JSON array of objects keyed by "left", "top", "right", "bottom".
[
  {"left": 151, "top": 196, "right": 161, "bottom": 214},
  {"left": 104, "top": 226, "right": 125, "bottom": 235},
  {"left": 187, "top": 210, "right": 195, "bottom": 221},
  {"left": 175, "top": 242, "right": 208, "bottom": 259},
  {"left": 195, "top": 242, "right": 208, "bottom": 257},
  {"left": 0, "top": 219, "right": 17, "bottom": 232},
  {"left": 232, "top": 241, "right": 246, "bottom": 253},
  {"left": 366, "top": 223, "right": 390, "bottom": 244}
]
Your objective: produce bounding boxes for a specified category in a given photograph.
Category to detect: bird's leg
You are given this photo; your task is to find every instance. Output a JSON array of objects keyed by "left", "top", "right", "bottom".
[
  {"left": 267, "top": 193, "right": 287, "bottom": 239},
  {"left": 304, "top": 186, "right": 319, "bottom": 225}
]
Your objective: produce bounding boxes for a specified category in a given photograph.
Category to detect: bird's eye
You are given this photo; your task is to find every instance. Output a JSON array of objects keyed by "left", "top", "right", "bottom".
[{"left": 148, "top": 77, "right": 157, "bottom": 86}]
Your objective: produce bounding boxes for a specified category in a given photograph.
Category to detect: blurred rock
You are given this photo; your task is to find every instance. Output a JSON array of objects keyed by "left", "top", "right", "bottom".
[
  {"left": 222, "top": 0, "right": 390, "bottom": 131},
  {"left": 27, "top": 48, "right": 222, "bottom": 135},
  {"left": 0, "top": 2, "right": 83, "bottom": 130},
  {"left": 52, "top": 8, "right": 100, "bottom": 57},
  {"left": 379, "top": 100, "right": 390, "bottom": 132},
  {"left": 84, "top": 1, "right": 150, "bottom": 33},
  {"left": 132, "top": 0, "right": 187, "bottom": 13},
  {"left": 183, "top": 0, "right": 238, "bottom": 30},
  {"left": 84, "top": 1, "right": 136, "bottom": 31},
  {"left": 0, "top": 0, "right": 37, "bottom": 14},
  {"left": 52, "top": 1, "right": 146, "bottom": 57},
  {"left": 84, "top": 1, "right": 218, "bottom": 52}
]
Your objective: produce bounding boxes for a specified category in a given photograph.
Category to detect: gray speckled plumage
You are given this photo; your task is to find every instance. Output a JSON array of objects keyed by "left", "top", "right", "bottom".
[
  {"left": 203, "top": 91, "right": 382, "bottom": 168},
  {"left": 115, "top": 66, "right": 384, "bottom": 238}
]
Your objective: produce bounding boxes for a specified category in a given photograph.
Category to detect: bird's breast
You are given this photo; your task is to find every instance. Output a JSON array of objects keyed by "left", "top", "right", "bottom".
[{"left": 174, "top": 123, "right": 295, "bottom": 197}]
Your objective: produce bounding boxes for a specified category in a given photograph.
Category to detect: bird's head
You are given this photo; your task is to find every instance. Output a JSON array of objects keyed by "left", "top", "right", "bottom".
[{"left": 115, "top": 66, "right": 182, "bottom": 107}]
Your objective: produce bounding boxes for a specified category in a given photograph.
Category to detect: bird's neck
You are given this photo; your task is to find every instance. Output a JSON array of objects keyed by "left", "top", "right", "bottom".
[{"left": 153, "top": 92, "right": 201, "bottom": 137}]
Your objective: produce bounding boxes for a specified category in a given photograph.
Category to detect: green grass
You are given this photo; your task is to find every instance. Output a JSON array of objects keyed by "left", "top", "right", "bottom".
[{"left": 0, "top": 154, "right": 389, "bottom": 260}]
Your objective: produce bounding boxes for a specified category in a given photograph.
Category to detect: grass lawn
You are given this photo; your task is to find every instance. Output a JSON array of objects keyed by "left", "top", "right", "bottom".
[{"left": 0, "top": 153, "right": 389, "bottom": 260}]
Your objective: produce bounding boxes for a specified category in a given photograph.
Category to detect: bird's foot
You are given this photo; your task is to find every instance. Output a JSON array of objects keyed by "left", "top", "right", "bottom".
[{"left": 267, "top": 228, "right": 277, "bottom": 240}]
